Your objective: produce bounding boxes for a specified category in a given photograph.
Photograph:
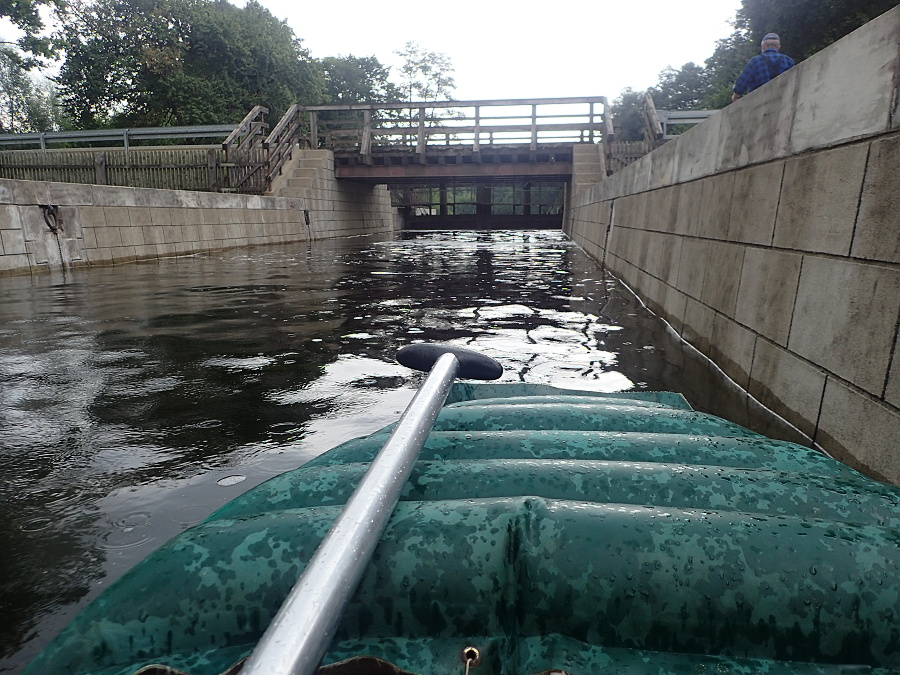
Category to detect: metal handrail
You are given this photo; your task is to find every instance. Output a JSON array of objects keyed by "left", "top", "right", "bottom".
[
  {"left": 656, "top": 109, "right": 718, "bottom": 139},
  {"left": 240, "top": 344, "right": 502, "bottom": 675},
  {"left": 0, "top": 125, "right": 236, "bottom": 149}
]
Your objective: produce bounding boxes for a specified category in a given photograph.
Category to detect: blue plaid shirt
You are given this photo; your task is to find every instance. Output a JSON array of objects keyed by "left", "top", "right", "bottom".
[{"left": 733, "top": 50, "right": 795, "bottom": 95}]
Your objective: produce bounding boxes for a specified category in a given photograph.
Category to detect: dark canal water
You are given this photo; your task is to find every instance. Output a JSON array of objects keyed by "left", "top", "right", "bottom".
[{"left": 0, "top": 230, "right": 805, "bottom": 672}]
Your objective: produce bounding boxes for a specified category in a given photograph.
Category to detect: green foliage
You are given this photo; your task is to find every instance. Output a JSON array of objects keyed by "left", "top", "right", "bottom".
[
  {"left": 739, "top": 0, "right": 900, "bottom": 61},
  {"left": 0, "top": 46, "right": 66, "bottom": 131},
  {"left": 650, "top": 63, "right": 710, "bottom": 111},
  {"left": 611, "top": 88, "right": 646, "bottom": 142},
  {"left": 395, "top": 42, "right": 456, "bottom": 102},
  {"left": 0, "top": 0, "right": 66, "bottom": 65},
  {"left": 699, "top": 28, "right": 757, "bottom": 109},
  {"left": 56, "top": 0, "right": 324, "bottom": 128},
  {"left": 321, "top": 55, "right": 400, "bottom": 104},
  {"left": 615, "top": 0, "right": 899, "bottom": 115}
]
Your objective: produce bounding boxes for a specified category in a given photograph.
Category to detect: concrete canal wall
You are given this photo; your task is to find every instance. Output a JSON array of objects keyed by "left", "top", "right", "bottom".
[
  {"left": 0, "top": 149, "right": 399, "bottom": 274},
  {"left": 565, "top": 6, "right": 900, "bottom": 482}
]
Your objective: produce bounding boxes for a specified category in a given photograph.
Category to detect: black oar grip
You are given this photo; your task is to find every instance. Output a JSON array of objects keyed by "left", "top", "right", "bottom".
[{"left": 397, "top": 344, "right": 503, "bottom": 381}]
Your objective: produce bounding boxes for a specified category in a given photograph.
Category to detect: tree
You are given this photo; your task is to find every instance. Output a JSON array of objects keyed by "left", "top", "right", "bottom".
[
  {"left": 56, "top": 0, "right": 325, "bottom": 128},
  {"left": 611, "top": 88, "right": 647, "bottom": 142},
  {"left": 739, "top": 0, "right": 900, "bottom": 61},
  {"left": 0, "top": 0, "right": 65, "bottom": 65},
  {"left": 394, "top": 41, "right": 456, "bottom": 103},
  {"left": 700, "top": 0, "right": 898, "bottom": 108},
  {"left": 613, "top": 61, "right": 711, "bottom": 142},
  {"left": 649, "top": 63, "right": 710, "bottom": 111},
  {"left": 0, "top": 46, "right": 64, "bottom": 131},
  {"left": 321, "top": 55, "right": 400, "bottom": 104},
  {"left": 700, "top": 27, "right": 756, "bottom": 109}
]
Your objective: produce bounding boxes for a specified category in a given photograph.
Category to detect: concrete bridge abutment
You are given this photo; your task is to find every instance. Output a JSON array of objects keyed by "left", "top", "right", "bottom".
[{"left": 565, "top": 6, "right": 900, "bottom": 482}]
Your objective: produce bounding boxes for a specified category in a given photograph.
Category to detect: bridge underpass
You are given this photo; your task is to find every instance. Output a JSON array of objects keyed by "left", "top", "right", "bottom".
[
  {"left": 283, "top": 97, "right": 612, "bottom": 230},
  {"left": 387, "top": 179, "right": 565, "bottom": 230}
]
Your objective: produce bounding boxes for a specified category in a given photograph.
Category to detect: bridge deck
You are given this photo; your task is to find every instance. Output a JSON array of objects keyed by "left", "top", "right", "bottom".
[{"left": 334, "top": 144, "right": 574, "bottom": 183}]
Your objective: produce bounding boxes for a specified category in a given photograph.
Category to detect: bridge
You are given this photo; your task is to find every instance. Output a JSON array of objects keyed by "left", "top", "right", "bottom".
[
  {"left": 0, "top": 95, "right": 716, "bottom": 230},
  {"left": 267, "top": 96, "right": 614, "bottom": 229},
  {"left": 0, "top": 96, "right": 680, "bottom": 230}
]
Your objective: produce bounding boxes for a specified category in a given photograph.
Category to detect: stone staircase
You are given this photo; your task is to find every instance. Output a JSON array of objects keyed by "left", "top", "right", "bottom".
[
  {"left": 268, "top": 147, "right": 400, "bottom": 237},
  {"left": 570, "top": 144, "right": 607, "bottom": 196}
]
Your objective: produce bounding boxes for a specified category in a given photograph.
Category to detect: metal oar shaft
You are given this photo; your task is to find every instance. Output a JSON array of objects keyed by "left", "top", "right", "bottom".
[{"left": 240, "top": 352, "right": 461, "bottom": 675}]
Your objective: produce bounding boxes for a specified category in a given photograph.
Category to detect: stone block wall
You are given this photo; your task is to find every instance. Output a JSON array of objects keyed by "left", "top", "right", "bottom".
[
  {"left": 271, "top": 149, "right": 402, "bottom": 235},
  {"left": 565, "top": 7, "right": 900, "bottom": 482},
  {"left": 0, "top": 149, "right": 400, "bottom": 275}
]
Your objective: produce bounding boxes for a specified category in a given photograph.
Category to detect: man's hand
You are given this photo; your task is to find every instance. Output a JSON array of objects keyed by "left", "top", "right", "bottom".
[{"left": 732, "top": 92, "right": 741, "bottom": 103}]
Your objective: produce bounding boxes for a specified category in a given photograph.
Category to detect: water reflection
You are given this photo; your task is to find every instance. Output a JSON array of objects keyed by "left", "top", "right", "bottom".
[{"left": 0, "top": 230, "right": 804, "bottom": 672}]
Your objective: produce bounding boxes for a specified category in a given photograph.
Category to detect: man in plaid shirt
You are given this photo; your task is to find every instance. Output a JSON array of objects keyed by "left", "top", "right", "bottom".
[{"left": 732, "top": 33, "right": 795, "bottom": 102}]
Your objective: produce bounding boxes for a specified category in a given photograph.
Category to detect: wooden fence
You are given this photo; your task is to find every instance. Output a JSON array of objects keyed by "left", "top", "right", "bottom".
[
  {"left": 605, "top": 140, "right": 664, "bottom": 174},
  {"left": 0, "top": 108, "right": 270, "bottom": 193},
  {"left": 0, "top": 145, "right": 268, "bottom": 193}
]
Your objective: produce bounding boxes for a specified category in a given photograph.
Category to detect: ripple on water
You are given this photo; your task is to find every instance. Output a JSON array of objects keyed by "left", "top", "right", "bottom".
[
  {"left": 167, "top": 504, "right": 214, "bottom": 528},
  {"left": 19, "top": 517, "right": 55, "bottom": 533},
  {"left": 100, "top": 512, "right": 154, "bottom": 550},
  {"left": 202, "top": 356, "right": 276, "bottom": 370}
]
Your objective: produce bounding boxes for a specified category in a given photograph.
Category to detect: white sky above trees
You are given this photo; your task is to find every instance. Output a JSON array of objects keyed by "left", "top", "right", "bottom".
[{"left": 255, "top": 0, "right": 743, "bottom": 101}]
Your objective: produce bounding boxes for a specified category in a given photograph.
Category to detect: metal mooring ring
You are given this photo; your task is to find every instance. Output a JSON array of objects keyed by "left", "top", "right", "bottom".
[
  {"left": 39, "top": 204, "right": 60, "bottom": 233},
  {"left": 461, "top": 646, "right": 481, "bottom": 667}
]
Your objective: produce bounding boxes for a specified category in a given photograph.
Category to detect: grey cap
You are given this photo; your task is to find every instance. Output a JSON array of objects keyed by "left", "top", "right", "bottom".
[{"left": 762, "top": 33, "right": 780, "bottom": 41}]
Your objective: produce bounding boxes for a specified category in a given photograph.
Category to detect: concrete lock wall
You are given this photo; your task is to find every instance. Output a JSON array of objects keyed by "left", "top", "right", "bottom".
[
  {"left": 0, "top": 149, "right": 400, "bottom": 275},
  {"left": 565, "top": 6, "right": 900, "bottom": 483}
]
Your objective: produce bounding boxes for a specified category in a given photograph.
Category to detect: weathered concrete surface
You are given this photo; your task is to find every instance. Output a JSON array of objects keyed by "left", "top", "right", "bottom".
[
  {"left": 0, "top": 149, "right": 400, "bottom": 275},
  {"left": 789, "top": 257, "right": 900, "bottom": 398},
  {"left": 852, "top": 136, "right": 900, "bottom": 264},
  {"left": 271, "top": 150, "right": 401, "bottom": 237},
  {"left": 566, "top": 6, "right": 900, "bottom": 482},
  {"left": 773, "top": 145, "right": 868, "bottom": 255},
  {"left": 734, "top": 248, "right": 802, "bottom": 347}
]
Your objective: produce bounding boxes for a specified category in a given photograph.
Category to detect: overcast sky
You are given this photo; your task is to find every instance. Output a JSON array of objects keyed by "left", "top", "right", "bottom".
[
  {"left": 253, "top": 0, "right": 743, "bottom": 101},
  {"left": 2, "top": 0, "right": 744, "bottom": 102}
]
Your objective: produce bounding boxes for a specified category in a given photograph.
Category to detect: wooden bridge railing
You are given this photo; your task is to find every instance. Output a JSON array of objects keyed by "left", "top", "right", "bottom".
[
  {"left": 284, "top": 97, "right": 613, "bottom": 162},
  {"left": 221, "top": 105, "right": 269, "bottom": 192}
]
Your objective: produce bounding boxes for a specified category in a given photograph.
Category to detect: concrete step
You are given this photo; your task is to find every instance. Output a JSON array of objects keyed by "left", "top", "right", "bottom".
[{"left": 290, "top": 167, "right": 320, "bottom": 179}]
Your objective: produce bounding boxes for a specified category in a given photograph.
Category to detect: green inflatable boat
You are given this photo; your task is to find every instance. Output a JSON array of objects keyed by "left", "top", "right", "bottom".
[{"left": 25, "top": 345, "right": 900, "bottom": 675}]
